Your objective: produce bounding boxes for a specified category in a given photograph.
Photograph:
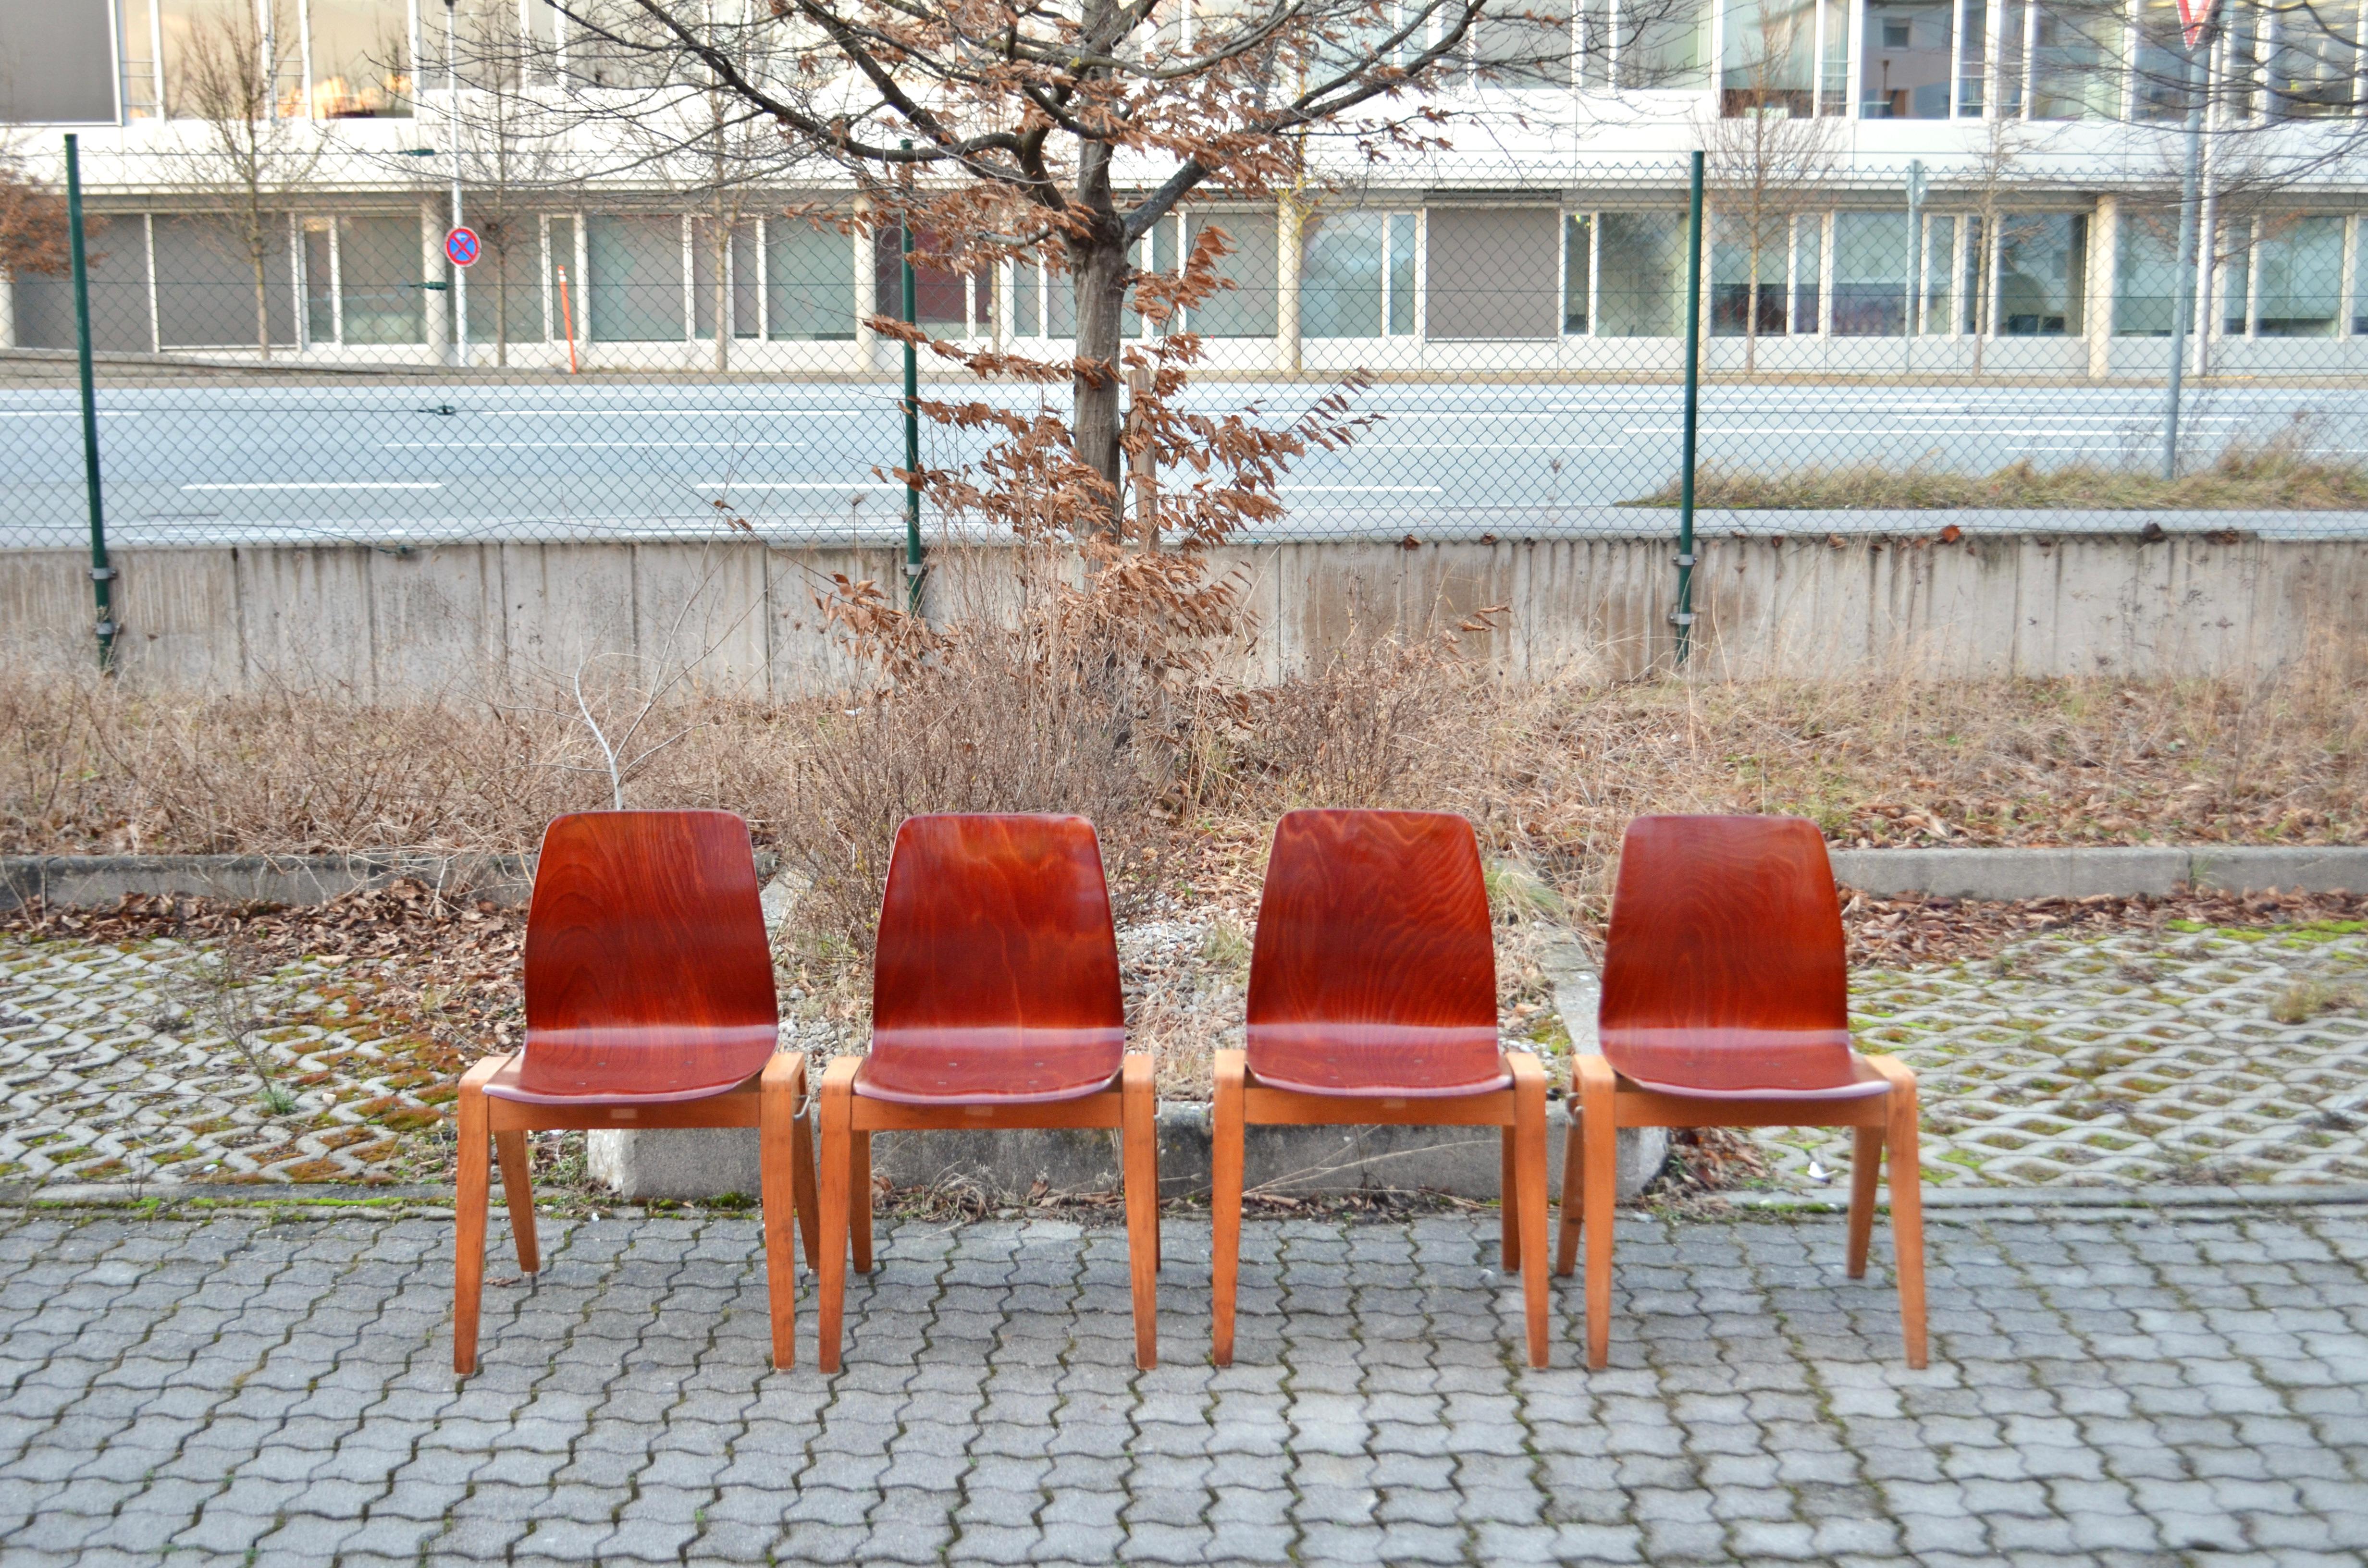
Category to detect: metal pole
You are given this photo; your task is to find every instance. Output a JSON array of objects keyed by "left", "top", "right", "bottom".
[
  {"left": 2163, "top": 37, "right": 2207, "bottom": 480},
  {"left": 900, "top": 145, "right": 924, "bottom": 612},
  {"left": 1674, "top": 149, "right": 1705, "bottom": 669},
  {"left": 65, "top": 135, "right": 115, "bottom": 672},
  {"left": 445, "top": 0, "right": 467, "bottom": 370},
  {"left": 1904, "top": 159, "right": 1925, "bottom": 380}
]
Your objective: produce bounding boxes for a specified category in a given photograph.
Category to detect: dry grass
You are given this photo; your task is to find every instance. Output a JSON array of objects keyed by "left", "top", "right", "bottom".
[{"left": 1630, "top": 443, "right": 2368, "bottom": 512}]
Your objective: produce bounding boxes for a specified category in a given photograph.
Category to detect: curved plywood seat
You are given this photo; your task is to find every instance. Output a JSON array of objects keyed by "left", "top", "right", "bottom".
[
  {"left": 1598, "top": 814, "right": 1873, "bottom": 1098},
  {"left": 860, "top": 813, "right": 1126, "bottom": 1105},
  {"left": 1246, "top": 808, "right": 1506, "bottom": 1097},
  {"left": 490, "top": 809, "right": 779, "bottom": 1106}
]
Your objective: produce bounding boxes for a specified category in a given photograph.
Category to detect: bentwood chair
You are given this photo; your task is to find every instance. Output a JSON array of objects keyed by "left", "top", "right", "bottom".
[
  {"left": 1214, "top": 809, "right": 1552, "bottom": 1367},
  {"left": 1557, "top": 814, "right": 1927, "bottom": 1369},
  {"left": 453, "top": 810, "right": 819, "bottom": 1374},
  {"left": 816, "top": 814, "right": 1159, "bottom": 1371}
]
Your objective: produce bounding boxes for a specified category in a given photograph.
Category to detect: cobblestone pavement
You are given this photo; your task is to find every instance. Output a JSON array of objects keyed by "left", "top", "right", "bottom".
[
  {"left": 2, "top": 918, "right": 2364, "bottom": 1191},
  {"left": 0, "top": 1205, "right": 2365, "bottom": 1567}
]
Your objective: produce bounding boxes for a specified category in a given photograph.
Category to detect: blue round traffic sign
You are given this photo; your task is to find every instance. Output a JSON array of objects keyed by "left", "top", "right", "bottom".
[{"left": 445, "top": 226, "right": 480, "bottom": 267}]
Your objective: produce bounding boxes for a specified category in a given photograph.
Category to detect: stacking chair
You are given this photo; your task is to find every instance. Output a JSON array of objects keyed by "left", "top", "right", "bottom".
[
  {"left": 1557, "top": 814, "right": 1927, "bottom": 1369},
  {"left": 1214, "top": 809, "right": 1552, "bottom": 1368},
  {"left": 453, "top": 810, "right": 819, "bottom": 1374},
  {"left": 815, "top": 814, "right": 1159, "bottom": 1371}
]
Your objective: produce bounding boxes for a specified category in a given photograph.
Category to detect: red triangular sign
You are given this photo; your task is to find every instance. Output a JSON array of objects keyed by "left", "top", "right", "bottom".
[{"left": 2177, "top": 0, "right": 2217, "bottom": 48}]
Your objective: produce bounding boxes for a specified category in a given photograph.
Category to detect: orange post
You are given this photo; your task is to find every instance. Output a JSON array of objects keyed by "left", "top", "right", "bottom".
[{"left": 555, "top": 263, "right": 579, "bottom": 374}]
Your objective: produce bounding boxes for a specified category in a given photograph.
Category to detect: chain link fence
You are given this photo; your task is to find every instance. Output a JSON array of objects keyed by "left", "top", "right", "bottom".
[{"left": 7, "top": 147, "right": 2368, "bottom": 553}]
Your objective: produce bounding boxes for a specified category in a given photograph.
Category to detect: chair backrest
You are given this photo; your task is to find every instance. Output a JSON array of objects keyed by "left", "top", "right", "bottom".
[
  {"left": 865, "top": 814, "right": 1126, "bottom": 1103},
  {"left": 1599, "top": 814, "right": 1857, "bottom": 1093},
  {"left": 1246, "top": 808, "right": 1502, "bottom": 1095},
  {"left": 518, "top": 809, "right": 777, "bottom": 1101}
]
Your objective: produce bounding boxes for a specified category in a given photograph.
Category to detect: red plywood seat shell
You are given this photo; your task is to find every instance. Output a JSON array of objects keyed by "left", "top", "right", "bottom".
[
  {"left": 1599, "top": 815, "right": 1881, "bottom": 1099},
  {"left": 1246, "top": 809, "right": 1509, "bottom": 1097},
  {"left": 488, "top": 810, "right": 779, "bottom": 1106},
  {"left": 858, "top": 814, "right": 1126, "bottom": 1105}
]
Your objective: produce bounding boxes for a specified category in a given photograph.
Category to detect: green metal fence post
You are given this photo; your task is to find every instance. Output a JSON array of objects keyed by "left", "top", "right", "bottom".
[
  {"left": 65, "top": 134, "right": 115, "bottom": 673},
  {"left": 1673, "top": 148, "right": 1704, "bottom": 670},
  {"left": 900, "top": 143, "right": 924, "bottom": 613}
]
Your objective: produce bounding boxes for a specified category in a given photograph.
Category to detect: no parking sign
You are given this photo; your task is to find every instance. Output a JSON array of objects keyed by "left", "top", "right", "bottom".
[{"left": 445, "top": 226, "right": 480, "bottom": 268}]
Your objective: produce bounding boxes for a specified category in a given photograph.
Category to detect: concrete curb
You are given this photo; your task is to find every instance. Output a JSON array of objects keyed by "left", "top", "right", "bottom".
[
  {"left": 0, "top": 850, "right": 782, "bottom": 910},
  {"left": 1827, "top": 843, "right": 2368, "bottom": 900}
]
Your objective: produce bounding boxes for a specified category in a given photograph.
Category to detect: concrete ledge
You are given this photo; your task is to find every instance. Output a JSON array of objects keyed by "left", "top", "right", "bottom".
[
  {"left": 0, "top": 853, "right": 538, "bottom": 909},
  {"left": 586, "top": 1107, "right": 1671, "bottom": 1206},
  {"left": 1829, "top": 844, "right": 2368, "bottom": 901}
]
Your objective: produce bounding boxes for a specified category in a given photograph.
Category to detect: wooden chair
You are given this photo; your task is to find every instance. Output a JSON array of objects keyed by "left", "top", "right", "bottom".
[
  {"left": 1556, "top": 814, "right": 1927, "bottom": 1369},
  {"left": 815, "top": 814, "right": 1159, "bottom": 1372},
  {"left": 1214, "top": 809, "right": 1552, "bottom": 1368},
  {"left": 454, "top": 809, "right": 820, "bottom": 1375}
]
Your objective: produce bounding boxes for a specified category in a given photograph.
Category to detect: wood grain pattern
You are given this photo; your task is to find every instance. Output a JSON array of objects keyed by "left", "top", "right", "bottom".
[
  {"left": 862, "top": 814, "right": 1126, "bottom": 1104},
  {"left": 1597, "top": 815, "right": 1859, "bottom": 1095},
  {"left": 498, "top": 810, "right": 778, "bottom": 1105},
  {"left": 1245, "top": 809, "right": 1504, "bottom": 1096}
]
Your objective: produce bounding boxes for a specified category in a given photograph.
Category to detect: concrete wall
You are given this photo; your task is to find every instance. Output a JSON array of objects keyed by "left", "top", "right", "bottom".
[{"left": 4, "top": 530, "right": 2363, "bottom": 693}]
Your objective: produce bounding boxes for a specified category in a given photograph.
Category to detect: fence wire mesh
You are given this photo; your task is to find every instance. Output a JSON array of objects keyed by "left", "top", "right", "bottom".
[{"left": 7, "top": 147, "right": 2368, "bottom": 551}]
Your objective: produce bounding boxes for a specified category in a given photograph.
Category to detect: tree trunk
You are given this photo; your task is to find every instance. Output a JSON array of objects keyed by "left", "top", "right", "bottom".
[
  {"left": 1070, "top": 230, "right": 1130, "bottom": 532},
  {"left": 252, "top": 247, "right": 272, "bottom": 361},
  {"left": 494, "top": 248, "right": 510, "bottom": 368},
  {"left": 713, "top": 222, "right": 731, "bottom": 373}
]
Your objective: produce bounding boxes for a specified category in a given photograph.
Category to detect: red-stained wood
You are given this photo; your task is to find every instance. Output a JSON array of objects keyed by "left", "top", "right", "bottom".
[
  {"left": 1246, "top": 810, "right": 1503, "bottom": 1097},
  {"left": 452, "top": 810, "right": 817, "bottom": 1375},
  {"left": 863, "top": 814, "right": 1126, "bottom": 1104},
  {"left": 499, "top": 810, "right": 778, "bottom": 1105},
  {"left": 1598, "top": 815, "right": 1859, "bottom": 1095}
]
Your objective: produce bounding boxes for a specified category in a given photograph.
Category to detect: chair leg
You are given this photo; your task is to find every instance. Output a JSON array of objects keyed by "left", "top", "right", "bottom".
[
  {"left": 1872, "top": 1057, "right": 1929, "bottom": 1370},
  {"left": 1211, "top": 1050, "right": 1247, "bottom": 1367},
  {"left": 851, "top": 1129, "right": 875, "bottom": 1275},
  {"left": 1554, "top": 1099, "right": 1584, "bottom": 1278},
  {"left": 1509, "top": 1055, "right": 1550, "bottom": 1369},
  {"left": 1500, "top": 1126, "right": 1520, "bottom": 1275},
  {"left": 494, "top": 1131, "right": 538, "bottom": 1274},
  {"left": 1121, "top": 1056, "right": 1159, "bottom": 1371},
  {"left": 792, "top": 1101, "right": 822, "bottom": 1274},
  {"left": 452, "top": 1056, "right": 503, "bottom": 1376},
  {"left": 817, "top": 1058, "right": 859, "bottom": 1374},
  {"left": 1846, "top": 1124, "right": 1883, "bottom": 1280},
  {"left": 760, "top": 1053, "right": 805, "bottom": 1370},
  {"left": 1576, "top": 1056, "right": 1618, "bottom": 1370}
]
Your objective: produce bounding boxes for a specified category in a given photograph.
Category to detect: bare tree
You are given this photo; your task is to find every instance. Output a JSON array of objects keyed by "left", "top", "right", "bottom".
[
  {"left": 1956, "top": 112, "right": 2045, "bottom": 378},
  {"left": 168, "top": 0, "right": 328, "bottom": 359},
  {"left": 542, "top": 0, "right": 1636, "bottom": 528},
  {"left": 1700, "top": 3, "right": 1838, "bottom": 375}
]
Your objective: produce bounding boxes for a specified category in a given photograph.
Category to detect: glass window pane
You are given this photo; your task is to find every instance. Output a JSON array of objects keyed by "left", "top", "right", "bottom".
[
  {"left": 2131, "top": 0, "right": 2195, "bottom": 120},
  {"left": 589, "top": 214, "right": 684, "bottom": 342},
  {"left": 303, "top": 219, "right": 335, "bottom": 342},
  {"left": 1832, "top": 210, "right": 1908, "bottom": 335},
  {"left": 1427, "top": 207, "right": 1563, "bottom": 339},
  {"left": 1713, "top": 210, "right": 1790, "bottom": 335},
  {"left": 335, "top": 213, "right": 423, "bottom": 344},
  {"left": 1013, "top": 262, "right": 1042, "bottom": 336},
  {"left": 1957, "top": 0, "right": 1986, "bottom": 113},
  {"left": 466, "top": 219, "right": 546, "bottom": 346},
  {"left": 1723, "top": 0, "right": 1815, "bottom": 111},
  {"left": 2114, "top": 216, "right": 2179, "bottom": 336},
  {"left": 2252, "top": 214, "right": 2343, "bottom": 335},
  {"left": 306, "top": 0, "right": 412, "bottom": 117},
  {"left": 1302, "top": 210, "right": 1384, "bottom": 338},
  {"left": 691, "top": 220, "right": 758, "bottom": 340},
  {"left": 1996, "top": 212, "right": 2085, "bottom": 334},
  {"left": 2269, "top": 0, "right": 2360, "bottom": 117},
  {"left": 1861, "top": 0, "right": 1954, "bottom": 117},
  {"left": 2356, "top": 218, "right": 2368, "bottom": 335},
  {"left": 1619, "top": 0, "right": 1711, "bottom": 85},
  {"left": 1595, "top": 210, "right": 1685, "bottom": 336},
  {"left": 1477, "top": 0, "right": 1572, "bottom": 86},
  {"left": 2030, "top": 0, "right": 2121, "bottom": 119},
  {"left": 765, "top": 220, "right": 852, "bottom": 340},
  {"left": 1564, "top": 214, "right": 1592, "bottom": 333},
  {"left": 1186, "top": 212, "right": 1278, "bottom": 337},
  {"left": 1921, "top": 213, "right": 1954, "bottom": 333},
  {"left": 872, "top": 226, "right": 981, "bottom": 333},
  {"left": 150, "top": 212, "right": 298, "bottom": 347},
  {"left": 549, "top": 216, "right": 577, "bottom": 342},
  {"left": 1794, "top": 213, "right": 1822, "bottom": 330}
]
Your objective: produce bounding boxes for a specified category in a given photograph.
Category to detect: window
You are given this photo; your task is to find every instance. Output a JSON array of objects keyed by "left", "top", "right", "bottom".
[
  {"left": 152, "top": 214, "right": 298, "bottom": 347},
  {"left": 12, "top": 215, "right": 151, "bottom": 350},
  {"left": 1832, "top": 211, "right": 1909, "bottom": 334},
  {"left": 589, "top": 215, "right": 685, "bottom": 342},
  {"left": 1996, "top": 0, "right": 2122, "bottom": 118},
  {"left": 1564, "top": 214, "right": 1591, "bottom": 333},
  {"left": 692, "top": 221, "right": 760, "bottom": 341},
  {"left": 549, "top": 216, "right": 578, "bottom": 341},
  {"left": 1302, "top": 212, "right": 1386, "bottom": 338},
  {"left": 2114, "top": 218, "right": 2181, "bottom": 336},
  {"left": 308, "top": 0, "right": 411, "bottom": 116},
  {"left": 2356, "top": 217, "right": 2368, "bottom": 334},
  {"left": 2251, "top": 215, "right": 2343, "bottom": 335},
  {"left": 2268, "top": 0, "right": 2362, "bottom": 117},
  {"left": 2220, "top": 219, "right": 2251, "bottom": 334},
  {"left": 1711, "top": 211, "right": 1804, "bottom": 334},
  {"left": 339, "top": 214, "right": 425, "bottom": 344},
  {"left": 1918, "top": 214, "right": 1953, "bottom": 332},
  {"left": 1388, "top": 214, "right": 1417, "bottom": 335},
  {"left": 1185, "top": 212, "right": 1279, "bottom": 337},
  {"left": 2131, "top": 0, "right": 2196, "bottom": 121},
  {"left": 1477, "top": 0, "right": 1572, "bottom": 86},
  {"left": 766, "top": 220, "right": 853, "bottom": 340},
  {"left": 1426, "top": 208, "right": 1561, "bottom": 339},
  {"left": 467, "top": 219, "right": 550, "bottom": 346},
  {"left": 0, "top": 0, "right": 118, "bottom": 122},
  {"left": 1722, "top": 0, "right": 1817, "bottom": 112},
  {"left": 873, "top": 226, "right": 987, "bottom": 335},
  {"left": 1996, "top": 213, "right": 2085, "bottom": 334},
  {"left": 1590, "top": 0, "right": 1711, "bottom": 86},
  {"left": 1859, "top": 0, "right": 1952, "bottom": 116},
  {"left": 1596, "top": 211, "right": 1686, "bottom": 336}
]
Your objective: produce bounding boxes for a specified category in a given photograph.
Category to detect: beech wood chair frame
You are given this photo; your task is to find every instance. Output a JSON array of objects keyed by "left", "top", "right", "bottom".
[
  {"left": 456, "top": 1054, "right": 821, "bottom": 1373},
  {"left": 817, "top": 1054, "right": 1160, "bottom": 1371},
  {"left": 1213, "top": 1050, "right": 1551, "bottom": 1366},
  {"left": 1557, "top": 1054, "right": 1927, "bottom": 1368}
]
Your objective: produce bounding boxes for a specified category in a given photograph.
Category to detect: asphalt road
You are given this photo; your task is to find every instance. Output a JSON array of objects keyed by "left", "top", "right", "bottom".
[{"left": 5, "top": 378, "right": 2366, "bottom": 546}]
